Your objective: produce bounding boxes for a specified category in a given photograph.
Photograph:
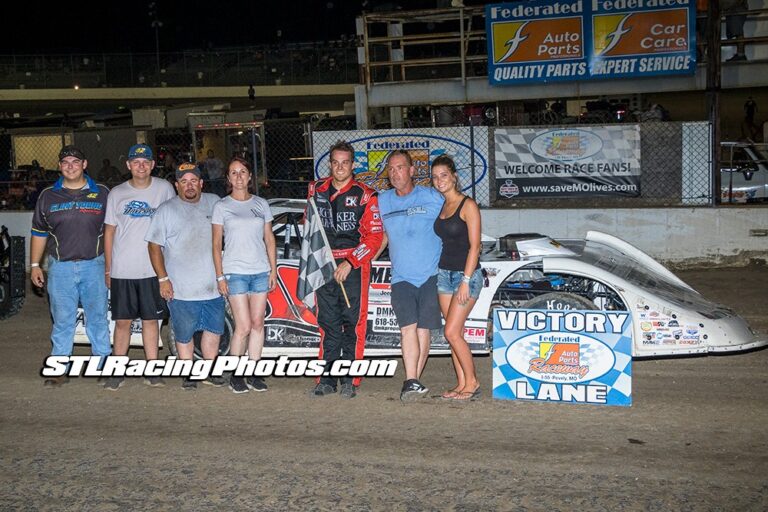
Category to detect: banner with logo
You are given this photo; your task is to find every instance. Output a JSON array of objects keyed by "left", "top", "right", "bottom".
[
  {"left": 494, "top": 126, "right": 641, "bottom": 198},
  {"left": 486, "top": 0, "right": 696, "bottom": 85},
  {"left": 312, "top": 128, "right": 490, "bottom": 206},
  {"left": 492, "top": 309, "right": 633, "bottom": 406}
]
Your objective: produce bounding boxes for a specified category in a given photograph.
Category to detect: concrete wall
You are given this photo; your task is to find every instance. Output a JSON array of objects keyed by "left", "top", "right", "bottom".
[
  {"left": 3, "top": 208, "right": 767, "bottom": 269},
  {"left": 480, "top": 208, "right": 768, "bottom": 267}
]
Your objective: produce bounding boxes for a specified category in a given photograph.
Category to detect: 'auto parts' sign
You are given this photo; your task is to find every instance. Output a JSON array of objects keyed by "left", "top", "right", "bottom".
[
  {"left": 312, "top": 128, "right": 490, "bottom": 206},
  {"left": 495, "top": 126, "right": 641, "bottom": 198},
  {"left": 492, "top": 309, "right": 632, "bottom": 406}
]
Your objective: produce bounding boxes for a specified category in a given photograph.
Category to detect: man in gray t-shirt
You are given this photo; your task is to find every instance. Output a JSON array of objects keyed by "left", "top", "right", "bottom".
[
  {"left": 146, "top": 162, "right": 226, "bottom": 390},
  {"left": 103, "top": 144, "right": 176, "bottom": 391}
]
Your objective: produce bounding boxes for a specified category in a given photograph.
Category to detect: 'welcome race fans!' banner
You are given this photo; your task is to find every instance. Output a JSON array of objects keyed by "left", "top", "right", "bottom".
[
  {"left": 492, "top": 309, "right": 633, "bottom": 406},
  {"left": 486, "top": 0, "right": 696, "bottom": 85},
  {"left": 494, "top": 125, "right": 641, "bottom": 198}
]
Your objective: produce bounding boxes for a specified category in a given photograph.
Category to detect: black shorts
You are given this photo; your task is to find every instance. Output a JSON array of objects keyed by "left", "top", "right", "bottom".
[
  {"left": 110, "top": 277, "right": 167, "bottom": 320},
  {"left": 726, "top": 14, "right": 746, "bottom": 39},
  {"left": 390, "top": 275, "right": 442, "bottom": 330}
]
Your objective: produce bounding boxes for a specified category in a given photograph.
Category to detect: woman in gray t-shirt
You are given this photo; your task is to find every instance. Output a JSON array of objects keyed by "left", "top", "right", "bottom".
[{"left": 212, "top": 157, "right": 277, "bottom": 394}]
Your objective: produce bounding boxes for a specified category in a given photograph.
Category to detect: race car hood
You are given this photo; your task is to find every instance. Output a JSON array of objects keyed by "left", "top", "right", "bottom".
[{"left": 542, "top": 231, "right": 767, "bottom": 356}]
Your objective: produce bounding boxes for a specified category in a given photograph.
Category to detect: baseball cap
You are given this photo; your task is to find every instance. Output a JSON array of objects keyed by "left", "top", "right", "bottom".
[
  {"left": 58, "top": 145, "right": 86, "bottom": 161},
  {"left": 128, "top": 143, "right": 154, "bottom": 160},
  {"left": 175, "top": 162, "right": 202, "bottom": 180}
]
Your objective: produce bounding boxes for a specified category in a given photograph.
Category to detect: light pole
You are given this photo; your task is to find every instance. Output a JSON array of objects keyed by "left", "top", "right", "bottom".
[{"left": 148, "top": 2, "right": 163, "bottom": 77}]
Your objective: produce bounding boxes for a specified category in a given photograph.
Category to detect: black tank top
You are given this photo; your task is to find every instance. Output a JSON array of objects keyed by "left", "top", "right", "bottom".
[{"left": 433, "top": 196, "right": 480, "bottom": 272}]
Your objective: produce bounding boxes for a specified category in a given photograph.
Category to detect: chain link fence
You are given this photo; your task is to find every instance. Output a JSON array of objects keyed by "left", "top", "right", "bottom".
[
  {"left": 0, "top": 120, "right": 729, "bottom": 210},
  {"left": 261, "top": 119, "right": 313, "bottom": 200}
]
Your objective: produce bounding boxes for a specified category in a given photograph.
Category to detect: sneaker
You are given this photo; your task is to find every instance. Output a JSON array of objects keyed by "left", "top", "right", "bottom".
[
  {"left": 229, "top": 375, "right": 249, "bottom": 394},
  {"left": 182, "top": 377, "right": 198, "bottom": 391},
  {"left": 308, "top": 383, "right": 336, "bottom": 398},
  {"left": 103, "top": 376, "right": 125, "bottom": 391},
  {"left": 246, "top": 376, "right": 268, "bottom": 392},
  {"left": 144, "top": 376, "right": 165, "bottom": 387},
  {"left": 339, "top": 382, "right": 357, "bottom": 399},
  {"left": 43, "top": 376, "right": 69, "bottom": 388},
  {"left": 203, "top": 375, "right": 227, "bottom": 387},
  {"left": 727, "top": 54, "right": 747, "bottom": 62},
  {"left": 400, "top": 379, "right": 429, "bottom": 402}
]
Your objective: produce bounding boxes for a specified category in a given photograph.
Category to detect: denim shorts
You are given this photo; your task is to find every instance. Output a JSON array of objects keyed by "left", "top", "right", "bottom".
[
  {"left": 226, "top": 272, "right": 269, "bottom": 295},
  {"left": 167, "top": 296, "right": 225, "bottom": 343},
  {"left": 437, "top": 268, "right": 483, "bottom": 299}
]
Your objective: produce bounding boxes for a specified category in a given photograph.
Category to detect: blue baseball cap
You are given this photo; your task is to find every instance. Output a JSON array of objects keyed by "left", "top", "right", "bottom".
[{"left": 128, "top": 144, "right": 153, "bottom": 160}]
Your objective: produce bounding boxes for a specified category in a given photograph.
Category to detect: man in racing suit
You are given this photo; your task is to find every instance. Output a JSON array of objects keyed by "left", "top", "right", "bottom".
[{"left": 307, "top": 140, "right": 383, "bottom": 399}]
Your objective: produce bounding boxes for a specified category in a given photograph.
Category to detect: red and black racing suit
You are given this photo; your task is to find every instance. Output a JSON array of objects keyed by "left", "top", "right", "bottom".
[{"left": 307, "top": 176, "right": 383, "bottom": 388}]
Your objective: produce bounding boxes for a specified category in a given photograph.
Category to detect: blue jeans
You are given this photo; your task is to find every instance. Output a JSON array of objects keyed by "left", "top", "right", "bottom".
[{"left": 47, "top": 254, "right": 111, "bottom": 360}]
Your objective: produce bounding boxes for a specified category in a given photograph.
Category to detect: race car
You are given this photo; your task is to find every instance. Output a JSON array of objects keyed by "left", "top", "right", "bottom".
[{"left": 74, "top": 199, "right": 767, "bottom": 359}]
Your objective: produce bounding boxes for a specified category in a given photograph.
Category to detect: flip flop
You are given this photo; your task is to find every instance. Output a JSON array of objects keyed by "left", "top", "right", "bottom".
[
  {"left": 441, "top": 389, "right": 461, "bottom": 400},
  {"left": 453, "top": 389, "right": 481, "bottom": 401}
]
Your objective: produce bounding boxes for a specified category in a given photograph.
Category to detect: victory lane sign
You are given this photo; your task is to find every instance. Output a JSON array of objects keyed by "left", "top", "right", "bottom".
[{"left": 492, "top": 309, "right": 633, "bottom": 406}]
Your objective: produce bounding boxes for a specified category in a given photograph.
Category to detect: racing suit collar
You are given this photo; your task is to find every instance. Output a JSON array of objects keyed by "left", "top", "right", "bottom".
[{"left": 316, "top": 175, "right": 357, "bottom": 199}]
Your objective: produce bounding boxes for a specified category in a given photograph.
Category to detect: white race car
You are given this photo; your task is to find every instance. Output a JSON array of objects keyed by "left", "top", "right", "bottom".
[{"left": 75, "top": 199, "right": 767, "bottom": 358}]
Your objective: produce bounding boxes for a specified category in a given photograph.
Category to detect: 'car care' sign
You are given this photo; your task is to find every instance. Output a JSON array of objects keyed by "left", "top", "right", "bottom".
[{"left": 493, "top": 309, "right": 632, "bottom": 406}]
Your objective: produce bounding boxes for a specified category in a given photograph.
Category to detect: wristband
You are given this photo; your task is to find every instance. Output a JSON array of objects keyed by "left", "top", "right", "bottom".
[
  {"left": 461, "top": 274, "right": 471, "bottom": 283},
  {"left": 216, "top": 275, "right": 226, "bottom": 282},
  {"left": 158, "top": 276, "right": 170, "bottom": 283},
  {"left": 30, "top": 263, "right": 40, "bottom": 268}
]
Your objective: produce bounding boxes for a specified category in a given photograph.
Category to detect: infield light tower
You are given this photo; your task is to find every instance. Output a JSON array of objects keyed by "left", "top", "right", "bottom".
[{"left": 149, "top": 2, "right": 163, "bottom": 77}]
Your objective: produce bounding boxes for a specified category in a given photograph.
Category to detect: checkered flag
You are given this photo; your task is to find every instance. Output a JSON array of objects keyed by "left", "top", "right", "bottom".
[{"left": 297, "top": 197, "right": 337, "bottom": 309}]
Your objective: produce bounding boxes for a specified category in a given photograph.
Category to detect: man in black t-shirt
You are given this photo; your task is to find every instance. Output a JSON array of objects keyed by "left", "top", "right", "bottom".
[{"left": 30, "top": 145, "right": 112, "bottom": 387}]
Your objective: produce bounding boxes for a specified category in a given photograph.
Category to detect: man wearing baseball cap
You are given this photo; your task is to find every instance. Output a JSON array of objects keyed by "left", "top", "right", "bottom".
[
  {"left": 145, "top": 162, "right": 226, "bottom": 390},
  {"left": 102, "top": 144, "right": 176, "bottom": 390},
  {"left": 30, "top": 145, "right": 112, "bottom": 387}
]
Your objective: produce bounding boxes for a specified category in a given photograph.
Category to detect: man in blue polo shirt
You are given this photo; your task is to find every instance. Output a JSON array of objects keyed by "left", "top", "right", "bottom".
[
  {"left": 377, "top": 150, "right": 444, "bottom": 401},
  {"left": 30, "top": 145, "right": 112, "bottom": 387}
]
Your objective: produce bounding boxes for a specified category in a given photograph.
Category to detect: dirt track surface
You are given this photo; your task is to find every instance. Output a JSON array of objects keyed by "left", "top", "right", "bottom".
[{"left": 1, "top": 267, "right": 767, "bottom": 511}]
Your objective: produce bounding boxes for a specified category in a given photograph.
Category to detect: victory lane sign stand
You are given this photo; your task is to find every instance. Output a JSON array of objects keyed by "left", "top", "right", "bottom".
[{"left": 492, "top": 309, "right": 632, "bottom": 407}]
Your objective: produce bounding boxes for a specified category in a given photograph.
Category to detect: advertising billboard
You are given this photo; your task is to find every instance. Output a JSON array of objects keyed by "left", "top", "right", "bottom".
[{"left": 486, "top": 0, "right": 696, "bottom": 85}]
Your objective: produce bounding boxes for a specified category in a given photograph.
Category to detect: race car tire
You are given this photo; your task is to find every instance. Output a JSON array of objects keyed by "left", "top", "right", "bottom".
[
  {"left": 166, "top": 303, "right": 233, "bottom": 360},
  {"left": 521, "top": 292, "right": 597, "bottom": 311}
]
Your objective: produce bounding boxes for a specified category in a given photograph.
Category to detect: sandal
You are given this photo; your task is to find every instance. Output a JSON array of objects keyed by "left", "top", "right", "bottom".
[
  {"left": 453, "top": 388, "right": 481, "bottom": 401},
  {"left": 441, "top": 389, "right": 461, "bottom": 400}
]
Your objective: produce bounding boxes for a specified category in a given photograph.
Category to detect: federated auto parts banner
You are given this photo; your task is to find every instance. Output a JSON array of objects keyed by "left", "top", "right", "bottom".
[
  {"left": 486, "top": 0, "right": 696, "bottom": 85},
  {"left": 312, "top": 128, "right": 490, "bottom": 206},
  {"left": 492, "top": 309, "right": 633, "bottom": 406},
  {"left": 494, "top": 126, "right": 641, "bottom": 198}
]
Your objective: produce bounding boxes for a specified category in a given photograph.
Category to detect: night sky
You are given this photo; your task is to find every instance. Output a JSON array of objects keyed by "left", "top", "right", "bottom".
[
  {"left": 3, "top": 1, "right": 367, "bottom": 54},
  {"left": 2, "top": 1, "right": 487, "bottom": 54}
]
